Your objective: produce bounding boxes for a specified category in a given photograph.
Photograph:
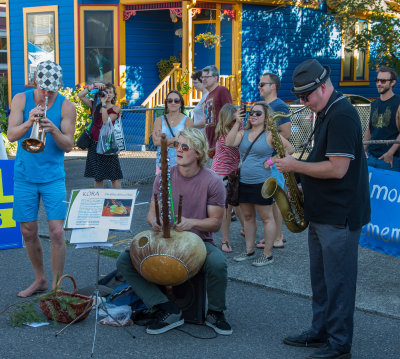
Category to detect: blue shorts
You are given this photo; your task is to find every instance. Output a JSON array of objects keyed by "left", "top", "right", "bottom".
[
  {"left": 13, "top": 178, "right": 67, "bottom": 222},
  {"left": 367, "top": 154, "right": 400, "bottom": 172}
]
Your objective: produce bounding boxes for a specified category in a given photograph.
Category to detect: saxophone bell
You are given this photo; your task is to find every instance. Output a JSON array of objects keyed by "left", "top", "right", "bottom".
[{"left": 261, "top": 111, "right": 308, "bottom": 233}]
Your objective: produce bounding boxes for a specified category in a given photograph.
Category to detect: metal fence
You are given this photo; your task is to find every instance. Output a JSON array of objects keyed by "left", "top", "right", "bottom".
[{"left": 118, "top": 104, "right": 371, "bottom": 185}]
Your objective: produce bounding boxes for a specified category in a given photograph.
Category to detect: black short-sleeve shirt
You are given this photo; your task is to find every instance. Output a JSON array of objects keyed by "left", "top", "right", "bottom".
[{"left": 300, "top": 91, "right": 371, "bottom": 230}]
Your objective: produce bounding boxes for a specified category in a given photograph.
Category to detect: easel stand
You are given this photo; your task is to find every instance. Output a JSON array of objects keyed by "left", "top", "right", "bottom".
[{"left": 55, "top": 246, "right": 135, "bottom": 357}]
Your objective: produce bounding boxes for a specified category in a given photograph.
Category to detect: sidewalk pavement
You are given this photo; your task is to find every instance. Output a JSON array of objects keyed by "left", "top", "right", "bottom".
[{"left": 1, "top": 156, "right": 398, "bottom": 358}]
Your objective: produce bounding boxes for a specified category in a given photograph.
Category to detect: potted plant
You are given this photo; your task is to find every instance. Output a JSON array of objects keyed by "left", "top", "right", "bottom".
[{"left": 194, "top": 32, "right": 221, "bottom": 49}]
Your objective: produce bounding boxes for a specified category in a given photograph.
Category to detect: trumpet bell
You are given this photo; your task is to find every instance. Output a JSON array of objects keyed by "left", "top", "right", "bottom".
[{"left": 22, "top": 138, "right": 45, "bottom": 153}]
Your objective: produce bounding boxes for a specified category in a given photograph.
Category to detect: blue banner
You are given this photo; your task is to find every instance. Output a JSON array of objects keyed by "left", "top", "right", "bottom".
[
  {"left": 0, "top": 160, "right": 23, "bottom": 250},
  {"left": 360, "top": 166, "right": 400, "bottom": 257}
]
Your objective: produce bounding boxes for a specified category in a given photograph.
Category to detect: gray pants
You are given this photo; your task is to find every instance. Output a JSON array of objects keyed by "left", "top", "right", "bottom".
[
  {"left": 308, "top": 222, "right": 360, "bottom": 352},
  {"left": 116, "top": 241, "right": 227, "bottom": 311}
]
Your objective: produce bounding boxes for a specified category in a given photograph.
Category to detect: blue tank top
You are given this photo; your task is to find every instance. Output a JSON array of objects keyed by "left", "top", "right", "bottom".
[
  {"left": 14, "top": 90, "right": 66, "bottom": 183},
  {"left": 156, "top": 115, "right": 187, "bottom": 168},
  {"left": 239, "top": 130, "right": 273, "bottom": 184}
]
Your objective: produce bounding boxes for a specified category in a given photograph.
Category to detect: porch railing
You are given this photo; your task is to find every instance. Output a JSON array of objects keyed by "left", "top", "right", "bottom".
[{"left": 190, "top": 75, "right": 237, "bottom": 105}]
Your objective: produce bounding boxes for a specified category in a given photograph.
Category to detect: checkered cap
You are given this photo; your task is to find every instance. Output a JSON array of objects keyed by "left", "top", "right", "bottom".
[{"left": 35, "top": 60, "right": 63, "bottom": 92}]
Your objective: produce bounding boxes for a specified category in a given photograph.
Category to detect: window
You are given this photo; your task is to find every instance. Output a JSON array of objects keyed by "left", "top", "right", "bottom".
[
  {"left": 79, "top": 6, "right": 118, "bottom": 86},
  {"left": 341, "top": 20, "right": 369, "bottom": 85},
  {"left": 84, "top": 11, "right": 114, "bottom": 84},
  {"left": 0, "top": 33, "right": 6, "bottom": 72},
  {"left": 23, "top": 6, "right": 59, "bottom": 86}
]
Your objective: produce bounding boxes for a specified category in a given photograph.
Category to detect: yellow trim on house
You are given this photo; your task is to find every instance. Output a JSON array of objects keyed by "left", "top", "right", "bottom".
[
  {"left": 5, "top": 0, "right": 11, "bottom": 104},
  {"left": 23, "top": 5, "right": 59, "bottom": 87},
  {"left": 78, "top": 5, "right": 119, "bottom": 87},
  {"left": 339, "top": 81, "right": 370, "bottom": 86},
  {"left": 232, "top": 3, "right": 242, "bottom": 104},
  {"left": 119, "top": 3, "right": 126, "bottom": 101},
  {"left": 74, "top": 0, "right": 79, "bottom": 86},
  {"left": 215, "top": 3, "right": 221, "bottom": 70}
]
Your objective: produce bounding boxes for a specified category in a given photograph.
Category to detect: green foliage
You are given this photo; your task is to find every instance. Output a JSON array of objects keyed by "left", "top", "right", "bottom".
[
  {"left": 58, "top": 87, "right": 92, "bottom": 144},
  {"left": 194, "top": 32, "right": 221, "bottom": 49},
  {"left": 8, "top": 302, "right": 47, "bottom": 327},
  {"left": 0, "top": 77, "right": 8, "bottom": 108},
  {"left": 325, "top": 0, "right": 400, "bottom": 73},
  {"left": 157, "top": 56, "right": 179, "bottom": 80},
  {"left": 5, "top": 285, "right": 86, "bottom": 327},
  {"left": 177, "top": 68, "right": 191, "bottom": 96}
]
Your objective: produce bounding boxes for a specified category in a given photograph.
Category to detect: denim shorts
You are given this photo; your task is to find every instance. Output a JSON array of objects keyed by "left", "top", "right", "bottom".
[
  {"left": 13, "top": 178, "right": 67, "bottom": 222},
  {"left": 367, "top": 154, "right": 400, "bottom": 172}
]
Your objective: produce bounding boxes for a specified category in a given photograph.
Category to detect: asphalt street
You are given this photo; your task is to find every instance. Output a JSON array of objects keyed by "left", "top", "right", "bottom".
[{"left": 0, "top": 154, "right": 399, "bottom": 359}]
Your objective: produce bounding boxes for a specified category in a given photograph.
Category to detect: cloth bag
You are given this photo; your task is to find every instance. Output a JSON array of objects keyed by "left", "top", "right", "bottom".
[
  {"left": 113, "top": 114, "right": 126, "bottom": 152},
  {"left": 76, "top": 122, "right": 93, "bottom": 150},
  {"left": 96, "top": 117, "right": 120, "bottom": 155}
]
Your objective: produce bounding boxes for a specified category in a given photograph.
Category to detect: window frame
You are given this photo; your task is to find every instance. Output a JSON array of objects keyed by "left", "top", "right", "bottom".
[
  {"left": 78, "top": 5, "right": 119, "bottom": 86},
  {"left": 340, "top": 19, "right": 370, "bottom": 86},
  {"left": 23, "top": 6, "right": 59, "bottom": 87}
]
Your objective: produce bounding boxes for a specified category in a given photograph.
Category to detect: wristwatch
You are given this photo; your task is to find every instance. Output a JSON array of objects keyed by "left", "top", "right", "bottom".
[{"left": 102, "top": 105, "right": 107, "bottom": 108}]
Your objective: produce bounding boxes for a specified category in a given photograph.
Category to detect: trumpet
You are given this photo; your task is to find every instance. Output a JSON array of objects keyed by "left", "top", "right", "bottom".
[{"left": 22, "top": 96, "right": 48, "bottom": 153}]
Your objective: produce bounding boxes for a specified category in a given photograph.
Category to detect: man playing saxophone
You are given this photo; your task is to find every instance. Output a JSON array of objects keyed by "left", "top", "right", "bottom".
[
  {"left": 275, "top": 59, "right": 370, "bottom": 359},
  {"left": 7, "top": 60, "right": 76, "bottom": 297}
]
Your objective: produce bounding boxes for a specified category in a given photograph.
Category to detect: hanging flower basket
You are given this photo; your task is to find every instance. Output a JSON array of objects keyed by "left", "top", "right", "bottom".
[{"left": 194, "top": 32, "right": 221, "bottom": 49}]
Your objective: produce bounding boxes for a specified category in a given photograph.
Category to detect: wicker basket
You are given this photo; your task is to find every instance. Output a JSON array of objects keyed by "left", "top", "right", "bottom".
[{"left": 40, "top": 274, "right": 93, "bottom": 324}]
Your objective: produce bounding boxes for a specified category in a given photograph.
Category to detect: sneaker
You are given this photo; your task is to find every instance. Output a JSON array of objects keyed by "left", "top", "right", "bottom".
[
  {"left": 283, "top": 330, "right": 328, "bottom": 348},
  {"left": 205, "top": 310, "right": 232, "bottom": 335},
  {"left": 233, "top": 251, "right": 255, "bottom": 262},
  {"left": 252, "top": 254, "right": 274, "bottom": 267},
  {"left": 145, "top": 309, "right": 184, "bottom": 335},
  {"left": 231, "top": 211, "right": 238, "bottom": 222}
]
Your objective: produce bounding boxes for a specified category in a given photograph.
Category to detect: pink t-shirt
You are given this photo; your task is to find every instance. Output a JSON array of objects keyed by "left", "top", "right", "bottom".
[
  {"left": 152, "top": 166, "right": 225, "bottom": 243},
  {"left": 211, "top": 135, "right": 240, "bottom": 175}
]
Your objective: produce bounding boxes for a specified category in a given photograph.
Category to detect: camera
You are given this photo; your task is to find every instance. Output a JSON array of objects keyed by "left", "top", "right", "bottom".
[{"left": 91, "top": 87, "right": 106, "bottom": 98}]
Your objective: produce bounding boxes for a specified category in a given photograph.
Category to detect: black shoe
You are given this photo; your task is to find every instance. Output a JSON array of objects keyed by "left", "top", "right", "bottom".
[
  {"left": 205, "top": 310, "right": 232, "bottom": 335},
  {"left": 145, "top": 309, "right": 184, "bottom": 335},
  {"left": 231, "top": 211, "right": 237, "bottom": 222},
  {"left": 283, "top": 330, "right": 327, "bottom": 348},
  {"left": 307, "top": 345, "right": 351, "bottom": 359}
]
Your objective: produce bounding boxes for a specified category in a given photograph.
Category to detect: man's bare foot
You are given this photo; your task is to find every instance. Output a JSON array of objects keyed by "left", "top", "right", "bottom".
[{"left": 17, "top": 279, "right": 48, "bottom": 298}]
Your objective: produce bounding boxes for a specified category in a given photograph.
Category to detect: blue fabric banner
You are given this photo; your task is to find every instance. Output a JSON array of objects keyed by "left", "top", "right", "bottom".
[
  {"left": 0, "top": 160, "right": 23, "bottom": 250},
  {"left": 360, "top": 166, "right": 400, "bottom": 257}
]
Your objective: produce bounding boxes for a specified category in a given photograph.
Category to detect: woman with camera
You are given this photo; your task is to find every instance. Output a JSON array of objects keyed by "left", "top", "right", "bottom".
[
  {"left": 78, "top": 82, "right": 123, "bottom": 188},
  {"left": 152, "top": 90, "right": 193, "bottom": 174}
]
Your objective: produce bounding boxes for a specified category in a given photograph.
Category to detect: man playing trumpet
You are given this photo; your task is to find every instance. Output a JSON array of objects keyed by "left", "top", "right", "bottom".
[{"left": 7, "top": 60, "right": 76, "bottom": 297}]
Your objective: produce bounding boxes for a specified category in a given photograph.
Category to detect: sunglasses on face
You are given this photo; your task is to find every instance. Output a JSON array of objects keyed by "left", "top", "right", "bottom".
[
  {"left": 258, "top": 82, "right": 273, "bottom": 88},
  {"left": 295, "top": 91, "right": 314, "bottom": 102},
  {"left": 375, "top": 78, "right": 392, "bottom": 84},
  {"left": 167, "top": 98, "right": 181, "bottom": 104},
  {"left": 173, "top": 141, "right": 191, "bottom": 152},
  {"left": 249, "top": 110, "right": 264, "bottom": 117}
]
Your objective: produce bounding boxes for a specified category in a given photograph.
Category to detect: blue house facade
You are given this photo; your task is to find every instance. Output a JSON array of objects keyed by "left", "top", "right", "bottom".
[{"left": 5, "top": 0, "right": 387, "bottom": 106}]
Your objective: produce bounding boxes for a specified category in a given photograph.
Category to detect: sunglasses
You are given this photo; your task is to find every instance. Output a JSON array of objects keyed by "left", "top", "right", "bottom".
[
  {"left": 258, "top": 82, "right": 273, "bottom": 88},
  {"left": 249, "top": 110, "right": 264, "bottom": 117},
  {"left": 173, "top": 141, "right": 191, "bottom": 152},
  {"left": 295, "top": 90, "right": 314, "bottom": 102},
  {"left": 375, "top": 78, "right": 392, "bottom": 84},
  {"left": 167, "top": 98, "right": 181, "bottom": 104}
]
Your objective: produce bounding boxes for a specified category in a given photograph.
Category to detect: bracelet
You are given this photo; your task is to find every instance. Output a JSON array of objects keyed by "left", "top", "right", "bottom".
[
  {"left": 267, "top": 157, "right": 274, "bottom": 167},
  {"left": 102, "top": 105, "right": 107, "bottom": 108}
]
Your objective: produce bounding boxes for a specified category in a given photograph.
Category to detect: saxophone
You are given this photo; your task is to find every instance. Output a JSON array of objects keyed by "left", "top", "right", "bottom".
[{"left": 261, "top": 112, "right": 308, "bottom": 233}]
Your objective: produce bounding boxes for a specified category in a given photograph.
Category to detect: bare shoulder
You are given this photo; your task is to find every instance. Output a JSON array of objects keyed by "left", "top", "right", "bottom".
[
  {"left": 113, "top": 105, "right": 121, "bottom": 114},
  {"left": 11, "top": 92, "right": 26, "bottom": 109}
]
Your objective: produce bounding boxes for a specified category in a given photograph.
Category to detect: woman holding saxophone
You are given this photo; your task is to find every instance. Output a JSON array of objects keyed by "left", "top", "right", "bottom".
[{"left": 225, "top": 101, "right": 293, "bottom": 266}]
